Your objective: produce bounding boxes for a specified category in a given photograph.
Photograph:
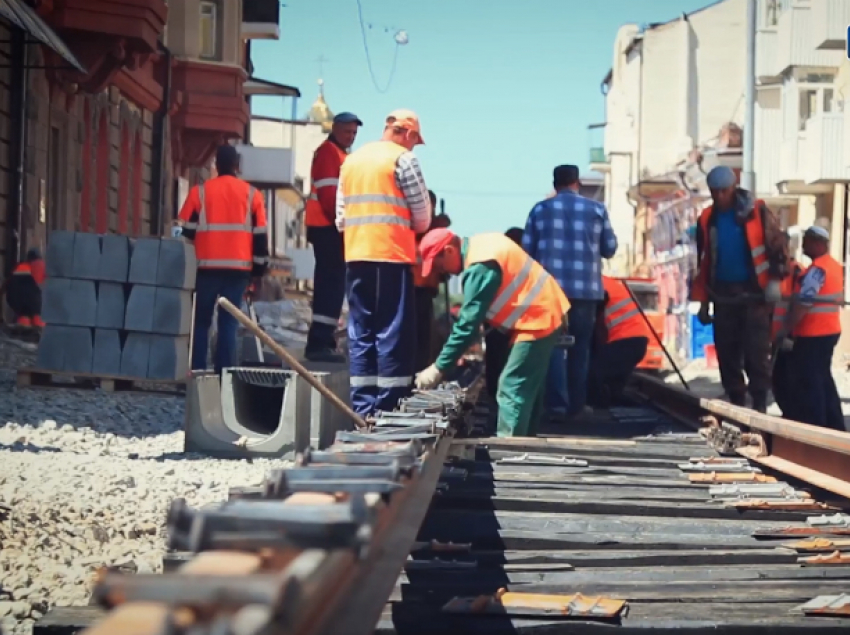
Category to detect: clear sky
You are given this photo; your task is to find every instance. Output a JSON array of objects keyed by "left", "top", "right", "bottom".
[{"left": 251, "top": 0, "right": 713, "bottom": 238}]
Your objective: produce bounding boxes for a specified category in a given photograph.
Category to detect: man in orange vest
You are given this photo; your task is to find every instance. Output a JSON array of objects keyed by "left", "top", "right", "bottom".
[
  {"left": 691, "top": 166, "right": 788, "bottom": 413},
  {"left": 414, "top": 229, "right": 571, "bottom": 437},
  {"left": 304, "top": 112, "right": 362, "bottom": 363},
  {"left": 778, "top": 226, "right": 844, "bottom": 430},
  {"left": 587, "top": 276, "right": 652, "bottom": 407},
  {"left": 2, "top": 249, "right": 46, "bottom": 328},
  {"left": 179, "top": 145, "right": 270, "bottom": 374},
  {"left": 336, "top": 110, "right": 432, "bottom": 417}
]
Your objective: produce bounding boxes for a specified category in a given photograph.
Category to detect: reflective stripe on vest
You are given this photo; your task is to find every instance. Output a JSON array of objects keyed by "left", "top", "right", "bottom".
[
  {"left": 794, "top": 254, "right": 844, "bottom": 337},
  {"left": 602, "top": 276, "right": 652, "bottom": 342},
  {"left": 465, "top": 233, "right": 571, "bottom": 342},
  {"left": 306, "top": 140, "right": 347, "bottom": 227},
  {"left": 196, "top": 183, "right": 257, "bottom": 270},
  {"left": 340, "top": 141, "right": 415, "bottom": 264}
]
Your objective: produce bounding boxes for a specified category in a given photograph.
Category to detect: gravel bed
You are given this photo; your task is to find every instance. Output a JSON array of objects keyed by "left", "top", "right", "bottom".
[{"left": 0, "top": 335, "right": 292, "bottom": 635}]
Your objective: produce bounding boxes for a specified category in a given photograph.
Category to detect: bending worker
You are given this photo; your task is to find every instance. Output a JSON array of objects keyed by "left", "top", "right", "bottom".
[
  {"left": 777, "top": 226, "right": 844, "bottom": 431},
  {"left": 336, "top": 109, "right": 432, "bottom": 417},
  {"left": 691, "top": 165, "right": 788, "bottom": 413},
  {"left": 587, "top": 276, "right": 651, "bottom": 408},
  {"left": 179, "top": 145, "right": 270, "bottom": 375},
  {"left": 1, "top": 249, "right": 46, "bottom": 328},
  {"left": 304, "top": 112, "right": 362, "bottom": 363},
  {"left": 414, "top": 229, "right": 571, "bottom": 438}
]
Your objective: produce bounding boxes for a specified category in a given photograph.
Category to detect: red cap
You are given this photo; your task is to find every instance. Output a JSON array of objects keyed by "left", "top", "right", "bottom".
[{"left": 418, "top": 228, "right": 457, "bottom": 278}]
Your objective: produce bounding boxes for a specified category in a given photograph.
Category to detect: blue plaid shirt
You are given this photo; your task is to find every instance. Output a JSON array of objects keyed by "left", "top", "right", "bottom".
[{"left": 522, "top": 190, "right": 618, "bottom": 301}]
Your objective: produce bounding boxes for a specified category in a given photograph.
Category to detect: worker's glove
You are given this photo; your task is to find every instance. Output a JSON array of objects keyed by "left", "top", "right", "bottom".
[
  {"left": 764, "top": 279, "right": 782, "bottom": 304},
  {"left": 697, "top": 303, "right": 713, "bottom": 326},
  {"left": 415, "top": 364, "right": 443, "bottom": 390}
]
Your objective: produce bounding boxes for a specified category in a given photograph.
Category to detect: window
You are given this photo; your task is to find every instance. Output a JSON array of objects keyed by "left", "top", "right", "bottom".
[
  {"left": 764, "top": 0, "right": 779, "bottom": 27},
  {"left": 798, "top": 86, "right": 837, "bottom": 131},
  {"left": 199, "top": 1, "right": 220, "bottom": 60}
]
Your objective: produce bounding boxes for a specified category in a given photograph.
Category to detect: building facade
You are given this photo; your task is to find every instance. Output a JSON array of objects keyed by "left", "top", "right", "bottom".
[{"left": 0, "top": 0, "right": 287, "bottom": 285}]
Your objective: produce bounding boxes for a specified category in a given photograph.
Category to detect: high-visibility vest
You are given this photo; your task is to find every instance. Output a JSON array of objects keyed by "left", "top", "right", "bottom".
[
  {"left": 691, "top": 201, "right": 770, "bottom": 303},
  {"left": 771, "top": 260, "right": 801, "bottom": 340},
  {"left": 192, "top": 177, "right": 263, "bottom": 271},
  {"left": 340, "top": 141, "right": 415, "bottom": 264},
  {"left": 602, "top": 276, "right": 652, "bottom": 343},
  {"left": 413, "top": 238, "right": 440, "bottom": 288},
  {"left": 305, "top": 139, "right": 347, "bottom": 227},
  {"left": 465, "top": 233, "right": 571, "bottom": 343},
  {"left": 793, "top": 254, "right": 843, "bottom": 338}
]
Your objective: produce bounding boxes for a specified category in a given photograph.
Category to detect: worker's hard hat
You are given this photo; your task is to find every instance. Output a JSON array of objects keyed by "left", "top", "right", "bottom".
[
  {"left": 418, "top": 228, "right": 456, "bottom": 277},
  {"left": 386, "top": 109, "right": 424, "bottom": 145},
  {"left": 333, "top": 112, "right": 363, "bottom": 126},
  {"left": 805, "top": 225, "right": 830, "bottom": 241},
  {"left": 706, "top": 165, "right": 736, "bottom": 190}
]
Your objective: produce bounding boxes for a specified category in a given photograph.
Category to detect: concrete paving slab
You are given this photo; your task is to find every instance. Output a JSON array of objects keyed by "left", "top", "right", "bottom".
[
  {"left": 148, "top": 335, "right": 189, "bottom": 381},
  {"left": 68, "top": 280, "right": 97, "bottom": 327},
  {"left": 124, "top": 284, "right": 156, "bottom": 332},
  {"left": 35, "top": 325, "right": 67, "bottom": 371},
  {"left": 95, "top": 283, "right": 126, "bottom": 329},
  {"left": 98, "top": 234, "right": 130, "bottom": 283},
  {"left": 120, "top": 333, "right": 151, "bottom": 378},
  {"left": 70, "top": 232, "right": 102, "bottom": 280},
  {"left": 45, "top": 231, "right": 75, "bottom": 279},
  {"left": 152, "top": 288, "right": 192, "bottom": 335},
  {"left": 41, "top": 278, "right": 73, "bottom": 325},
  {"left": 61, "top": 326, "right": 93, "bottom": 374},
  {"left": 156, "top": 239, "right": 196, "bottom": 289},
  {"left": 92, "top": 329, "right": 122, "bottom": 376},
  {"left": 127, "top": 238, "right": 160, "bottom": 285}
]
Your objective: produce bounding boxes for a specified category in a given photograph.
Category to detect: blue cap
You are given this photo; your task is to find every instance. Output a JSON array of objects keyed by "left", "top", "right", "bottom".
[
  {"left": 333, "top": 112, "right": 363, "bottom": 126},
  {"left": 706, "top": 166, "right": 736, "bottom": 190}
]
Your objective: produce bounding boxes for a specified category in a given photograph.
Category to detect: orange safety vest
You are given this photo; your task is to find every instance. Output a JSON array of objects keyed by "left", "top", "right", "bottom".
[
  {"left": 340, "top": 141, "right": 415, "bottom": 264},
  {"left": 691, "top": 201, "right": 769, "bottom": 303},
  {"left": 602, "top": 276, "right": 652, "bottom": 343},
  {"left": 305, "top": 139, "right": 347, "bottom": 227},
  {"left": 771, "top": 260, "right": 801, "bottom": 340},
  {"left": 793, "top": 254, "right": 843, "bottom": 338},
  {"left": 465, "top": 233, "right": 571, "bottom": 343},
  {"left": 193, "top": 177, "right": 262, "bottom": 271}
]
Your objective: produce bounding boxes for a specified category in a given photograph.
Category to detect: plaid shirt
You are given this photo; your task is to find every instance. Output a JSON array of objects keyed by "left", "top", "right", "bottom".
[{"left": 522, "top": 190, "right": 618, "bottom": 301}]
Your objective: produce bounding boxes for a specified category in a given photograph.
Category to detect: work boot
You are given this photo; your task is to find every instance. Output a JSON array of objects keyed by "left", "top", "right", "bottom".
[
  {"left": 15, "top": 316, "right": 31, "bottom": 328},
  {"left": 304, "top": 347, "right": 346, "bottom": 364},
  {"left": 751, "top": 392, "right": 768, "bottom": 414},
  {"left": 32, "top": 315, "right": 45, "bottom": 328}
]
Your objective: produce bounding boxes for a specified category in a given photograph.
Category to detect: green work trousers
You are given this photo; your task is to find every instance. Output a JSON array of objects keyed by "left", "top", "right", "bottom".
[{"left": 496, "top": 331, "right": 557, "bottom": 438}]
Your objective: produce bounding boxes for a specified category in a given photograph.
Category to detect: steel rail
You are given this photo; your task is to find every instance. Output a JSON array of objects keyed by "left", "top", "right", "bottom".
[
  {"left": 631, "top": 372, "right": 850, "bottom": 500},
  {"left": 81, "top": 375, "right": 483, "bottom": 635}
]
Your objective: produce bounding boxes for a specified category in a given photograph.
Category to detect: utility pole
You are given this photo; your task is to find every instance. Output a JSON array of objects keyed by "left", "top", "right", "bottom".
[{"left": 742, "top": 0, "right": 757, "bottom": 192}]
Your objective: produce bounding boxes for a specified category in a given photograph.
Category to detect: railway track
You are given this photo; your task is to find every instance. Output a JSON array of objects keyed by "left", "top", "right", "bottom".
[{"left": 36, "top": 370, "right": 850, "bottom": 634}]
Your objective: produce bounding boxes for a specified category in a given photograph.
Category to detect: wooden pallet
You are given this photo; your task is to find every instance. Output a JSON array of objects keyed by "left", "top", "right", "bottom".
[{"left": 16, "top": 368, "right": 185, "bottom": 394}]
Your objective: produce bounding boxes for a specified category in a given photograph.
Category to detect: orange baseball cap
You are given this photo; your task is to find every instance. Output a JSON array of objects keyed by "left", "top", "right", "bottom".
[
  {"left": 418, "top": 228, "right": 456, "bottom": 278},
  {"left": 386, "top": 109, "right": 424, "bottom": 144}
]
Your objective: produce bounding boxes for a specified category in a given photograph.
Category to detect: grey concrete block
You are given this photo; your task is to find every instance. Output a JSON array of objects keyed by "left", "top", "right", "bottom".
[
  {"left": 92, "top": 329, "right": 122, "bottom": 376},
  {"left": 306, "top": 368, "right": 352, "bottom": 449},
  {"left": 128, "top": 238, "right": 161, "bottom": 285},
  {"left": 156, "top": 239, "right": 197, "bottom": 289},
  {"left": 46, "top": 231, "right": 75, "bottom": 279},
  {"left": 61, "top": 326, "right": 93, "bottom": 374},
  {"left": 124, "top": 284, "right": 156, "bottom": 332},
  {"left": 121, "top": 333, "right": 151, "bottom": 378},
  {"left": 35, "top": 325, "right": 67, "bottom": 371},
  {"left": 68, "top": 280, "right": 97, "bottom": 327},
  {"left": 98, "top": 234, "right": 130, "bottom": 283},
  {"left": 71, "top": 232, "right": 102, "bottom": 280},
  {"left": 96, "top": 283, "right": 126, "bottom": 329},
  {"left": 148, "top": 335, "right": 189, "bottom": 381},
  {"left": 152, "top": 288, "right": 193, "bottom": 335},
  {"left": 41, "top": 278, "right": 73, "bottom": 325}
]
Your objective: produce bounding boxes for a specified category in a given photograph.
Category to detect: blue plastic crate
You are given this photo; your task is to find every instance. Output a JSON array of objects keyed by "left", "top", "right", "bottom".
[{"left": 690, "top": 314, "right": 714, "bottom": 360}]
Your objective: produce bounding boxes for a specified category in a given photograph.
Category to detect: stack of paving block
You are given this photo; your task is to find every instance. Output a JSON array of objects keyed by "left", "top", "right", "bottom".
[{"left": 36, "top": 231, "right": 196, "bottom": 381}]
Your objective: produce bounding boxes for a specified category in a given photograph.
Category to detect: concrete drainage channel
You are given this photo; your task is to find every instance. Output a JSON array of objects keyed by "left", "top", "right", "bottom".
[{"left": 184, "top": 366, "right": 351, "bottom": 458}]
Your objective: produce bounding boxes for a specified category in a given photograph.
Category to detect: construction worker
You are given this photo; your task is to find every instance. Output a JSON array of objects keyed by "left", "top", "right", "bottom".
[
  {"left": 770, "top": 236, "right": 802, "bottom": 420},
  {"left": 336, "top": 109, "right": 432, "bottom": 417},
  {"left": 2, "top": 249, "right": 46, "bottom": 328},
  {"left": 691, "top": 165, "right": 788, "bottom": 413},
  {"left": 304, "top": 112, "right": 362, "bottom": 363},
  {"left": 413, "top": 189, "right": 452, "bottom": 373},
  {"left": 587, "top": 276, "right": 652, "bottom": 408},
  {"left": 779, "top": 226, "right": 844, "bottom": 431},
  {"left": 179, "top": 145, "right": 270, "bottom": 375},
  {"left": 414, "top": 229, "right": 571, "bottom": 438}
]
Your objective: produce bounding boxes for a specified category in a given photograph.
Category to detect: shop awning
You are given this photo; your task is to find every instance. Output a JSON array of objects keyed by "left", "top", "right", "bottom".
[
  {"left": 0, "top": 0, "right": 85, "bottom": 73},
  {"left": 244, "top": 76, "right": 300, "bottom": 98}
]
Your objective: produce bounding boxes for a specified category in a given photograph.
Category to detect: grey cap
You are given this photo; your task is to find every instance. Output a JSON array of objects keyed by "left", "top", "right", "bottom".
[
  {"left": 805, "top": 225, "right": 830, "bottom": 241},
  {"left": 333, "top": 112, "right": 363, "bottom": 126},
  {"left": 706, "top": 166, "right": 737, "bottom": 190}
]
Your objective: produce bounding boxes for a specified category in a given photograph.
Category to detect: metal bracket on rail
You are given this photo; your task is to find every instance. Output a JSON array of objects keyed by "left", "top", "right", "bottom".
[
  {"left": 784, "top": 538, "right": 850, "bottom": 552},
  {"left": 496, "top": 453, "right": 589, "bottom": 467},
  {"left": 799, "top": 550, "right": 850, "bottom": 566},
  {"left": 808, "top": 513, "right": 850, "bottom": 527},
  {"left": 688, "top": 472, "right": 775, "bottom": 484},
  {"left": 795, "top": 593, "right": 850, "bottom": 616},
  {"left": 679, "top": 457, "right": 758, "bottom": 472},
  {"left": 442, "top": 588, "right": 628, "bottom": 619}
]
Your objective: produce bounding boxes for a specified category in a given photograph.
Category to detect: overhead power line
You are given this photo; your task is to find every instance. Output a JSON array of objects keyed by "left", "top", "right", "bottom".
[{"left": 354, "top": 0, "right": 406, "bottom": 93}]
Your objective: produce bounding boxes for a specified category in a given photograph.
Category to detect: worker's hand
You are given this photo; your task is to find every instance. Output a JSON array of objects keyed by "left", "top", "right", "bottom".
[
  {"left": 764, "top": 279, "right": 782, "bottom": 304},
  {"left": 415, "top": 364, "right": 443, "bottom": 390},
  {"left": 697, "top": 303, "right": 712, "bottom": 326}
]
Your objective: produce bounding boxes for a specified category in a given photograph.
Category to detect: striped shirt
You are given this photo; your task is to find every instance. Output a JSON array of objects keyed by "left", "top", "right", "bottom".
[{"left": 335, "top": 151, "right": 431, "bottom": 233}]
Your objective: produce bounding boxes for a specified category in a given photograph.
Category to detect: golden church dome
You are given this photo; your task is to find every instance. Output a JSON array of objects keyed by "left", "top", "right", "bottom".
[{"left": 308, "top": 79, "right": 333, "bottom": 133}]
